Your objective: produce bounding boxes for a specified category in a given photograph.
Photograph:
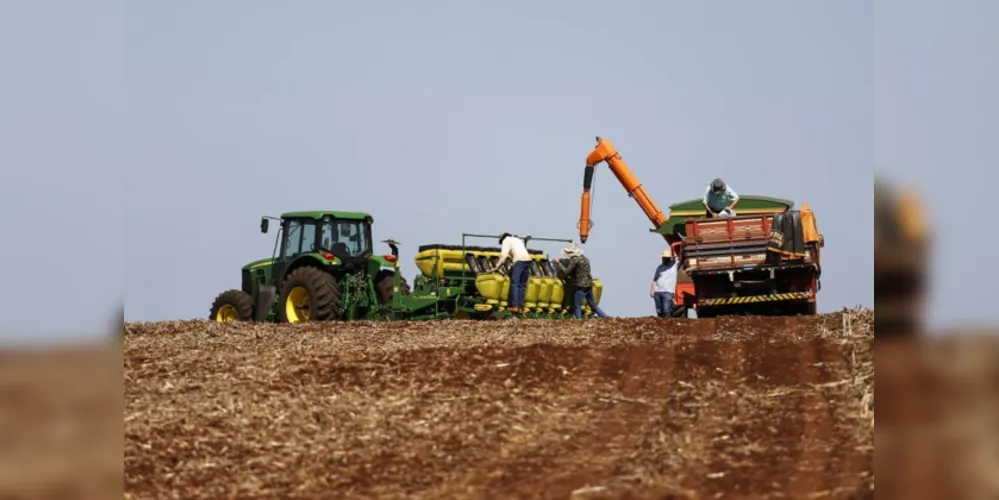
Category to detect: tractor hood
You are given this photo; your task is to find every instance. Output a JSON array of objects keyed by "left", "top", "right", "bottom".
[{"left": 242, "top": 258, "right": 276, "bottom": 271}]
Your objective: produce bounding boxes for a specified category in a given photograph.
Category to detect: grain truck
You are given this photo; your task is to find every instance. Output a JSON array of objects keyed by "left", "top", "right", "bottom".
[
  {"left": 577, "top": 136, "right": 823, "bottom": 317},
  {"left": 652, "top": 197, "right": 823, "bottom": 317}
]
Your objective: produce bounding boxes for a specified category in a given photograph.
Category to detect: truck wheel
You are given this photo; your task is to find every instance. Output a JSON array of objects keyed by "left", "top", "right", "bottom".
[
  {"left": 805, "top": 301, "right": 817, "bottom": 315},
  {"left": 278, "top": 267, "right": 341, "bottom": 323},
  {"left": 375, "top": 270, "right": 411, "bottom": 304},
  {"left": 696, "top": 308, "right": 716, "bottom": 319},
  {"left": 210, "top": 289, "right": 254, "bottom": 322}
]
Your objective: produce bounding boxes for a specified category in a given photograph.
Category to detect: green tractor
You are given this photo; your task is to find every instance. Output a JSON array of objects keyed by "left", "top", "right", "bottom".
[
  {"left": 209, "top": 211, "right": 607, "bottom": 323},
  {"left": 209, "top": 211, "right": 411, "bottom": 323}
]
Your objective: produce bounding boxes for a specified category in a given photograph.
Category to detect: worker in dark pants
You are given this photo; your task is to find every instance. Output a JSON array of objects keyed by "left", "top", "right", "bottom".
[
  {"left": 555, "top": 243, "right": 607, "bottom": 319},
  {"left": 494, "top": 232, "right": 532, "bottom": 314},
  {"left": 650, "top": 248, "right": 679, "bottom": 318}
]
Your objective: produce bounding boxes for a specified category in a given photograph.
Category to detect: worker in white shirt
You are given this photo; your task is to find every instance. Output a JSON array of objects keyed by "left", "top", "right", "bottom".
[
  {"left": 494, "top": 232, "right": 533, "bottom": 314},
  {"left": 650, "top": 247, "right": 679, "bottom": 317}
]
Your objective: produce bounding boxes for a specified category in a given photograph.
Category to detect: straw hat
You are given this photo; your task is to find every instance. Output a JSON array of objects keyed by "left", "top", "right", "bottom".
[{"left": 662, "top": 247, "right": 673, "bottom": 258}]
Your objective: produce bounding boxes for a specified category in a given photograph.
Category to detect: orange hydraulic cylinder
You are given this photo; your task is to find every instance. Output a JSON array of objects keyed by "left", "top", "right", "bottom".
[{"left": 578, "top": 190, "right": 593, "bottom": 243}]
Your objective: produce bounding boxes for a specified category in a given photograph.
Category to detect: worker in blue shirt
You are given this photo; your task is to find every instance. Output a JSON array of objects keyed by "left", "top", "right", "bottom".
[
  {"left": 650, "top": 248, "right": 679, "bottom": 318},
  {"left": 703, "top": 178, "right": 740, "bottom": 217}
]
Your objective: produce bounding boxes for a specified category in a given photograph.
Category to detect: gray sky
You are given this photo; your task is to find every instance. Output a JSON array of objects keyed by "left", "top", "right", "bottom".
[
  {"left": 123, "top": 0, "right": 872, "bottom": 323},
  {"left": 0, "top": 1, "right": 123, "bottom": 342},
  {"left": 3, "top": 1, "right": 994, "bottom": 339}
]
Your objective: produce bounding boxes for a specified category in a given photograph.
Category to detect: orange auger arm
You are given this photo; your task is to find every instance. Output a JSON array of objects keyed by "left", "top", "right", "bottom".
[{"left": 578, "top": 136, "right": 668, "bottom": 243}]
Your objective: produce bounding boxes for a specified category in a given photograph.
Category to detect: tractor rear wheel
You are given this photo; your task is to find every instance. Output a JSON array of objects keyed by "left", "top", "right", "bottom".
[
  {"left": 278, "top": 266, "right": 342, "bottom": 323},
  {"left": 210, "top": 289, "right": 254, "bottom": 323},
  {"left": 375, "top": 270, "right": 411, "bottom": 305}
]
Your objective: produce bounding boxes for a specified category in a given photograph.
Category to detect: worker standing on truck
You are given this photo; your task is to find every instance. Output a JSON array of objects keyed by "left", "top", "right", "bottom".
[
  {"left": 650, "top": 248, "right": 680, "bottom": 318},
  {"left": 494, "top": 232, "right": 532, "bottom": 314},
  {"left": 554, "top": 244, "right": 607, "bottom": 319},
  {"left": 703, "top": 178, "right": 740, "bottom": 217}
]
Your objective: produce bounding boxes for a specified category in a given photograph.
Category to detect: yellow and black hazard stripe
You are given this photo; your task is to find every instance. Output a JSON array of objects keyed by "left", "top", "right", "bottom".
[{"left": 699, "top": 291, "right": 812, "bottom": 306}]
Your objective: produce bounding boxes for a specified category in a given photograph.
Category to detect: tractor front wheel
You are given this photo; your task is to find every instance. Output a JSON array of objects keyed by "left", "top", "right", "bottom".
[
  {"left": 210, "top": 289, "right": 254, "bottom": 323},
  {"left": 278, "top": 267, "right": 342, "bottom": 323}
]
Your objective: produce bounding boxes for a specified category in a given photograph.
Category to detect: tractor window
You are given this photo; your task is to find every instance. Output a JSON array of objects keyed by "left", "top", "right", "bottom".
[
  {"left": 282, "top": 219, "right": 319, "bottom": 258},
  {"left": 321, "top": 219, "right": 372, "bottom": 258},
  {"left": 283, "top": 220, "right": 302, "bottom": 258},
  {"left": 300, "top": 222, "right": 317, "bottom": 254}
]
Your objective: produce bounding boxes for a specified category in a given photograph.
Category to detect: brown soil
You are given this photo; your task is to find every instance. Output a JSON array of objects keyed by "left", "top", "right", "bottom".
[
  {"left": 124, "top": 310, "right": 873, "bottom": 499},
  {"left": 0, "top": 346, "right": 121, "bottom": 500}
]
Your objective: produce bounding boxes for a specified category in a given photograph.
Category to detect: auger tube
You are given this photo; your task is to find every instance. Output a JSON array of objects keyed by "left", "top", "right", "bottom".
[{"left": 578, "top": 136, "right": 668, "bottom": 243}]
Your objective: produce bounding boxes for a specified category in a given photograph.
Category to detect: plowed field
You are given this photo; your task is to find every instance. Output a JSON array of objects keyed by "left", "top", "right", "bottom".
[{"left": 124, "top": 310, "right": 873, "bottom": 499}]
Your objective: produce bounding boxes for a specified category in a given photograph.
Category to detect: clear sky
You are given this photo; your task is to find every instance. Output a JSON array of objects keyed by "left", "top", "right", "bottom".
[
  {"left": 0, "top": 1, "right": 123, "bottom": 342},
  {"left": 2, "top": 1, "right": 994, "bottom": 340},
  {"left": 123, "top": 0, "right": 873, "bottom": 323}
]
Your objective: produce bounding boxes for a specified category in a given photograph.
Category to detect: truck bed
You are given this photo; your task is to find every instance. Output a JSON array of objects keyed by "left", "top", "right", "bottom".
[{"left": 682, "top": 211, "right": 819, "bottom": 273}]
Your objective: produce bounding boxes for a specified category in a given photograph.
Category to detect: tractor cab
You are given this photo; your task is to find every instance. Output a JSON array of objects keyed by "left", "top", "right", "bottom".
[{"left": 261, "top": 211, "right": 375, "bottom": 268}]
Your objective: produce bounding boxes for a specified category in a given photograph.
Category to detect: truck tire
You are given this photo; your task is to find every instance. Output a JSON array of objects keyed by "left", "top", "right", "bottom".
[
  {"left": 375, "top": 270, "right": 411, "bottom": 304},
  {"left": 210, "top": 289, "right": 255, "bottom": 322},
  {"left": 278, "top": 266, "right": 341, "bottom": 323},
  {"left": 695, "top": 308, "right": 717, "bottom": 319}
]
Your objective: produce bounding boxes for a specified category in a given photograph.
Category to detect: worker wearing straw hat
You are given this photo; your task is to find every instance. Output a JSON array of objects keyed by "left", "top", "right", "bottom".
[
  {"left": 650, "top": 247, "right": 679, "bottom": 318},
  {"left": 554, "top": 242, "right": 607, "bottom": 319}
]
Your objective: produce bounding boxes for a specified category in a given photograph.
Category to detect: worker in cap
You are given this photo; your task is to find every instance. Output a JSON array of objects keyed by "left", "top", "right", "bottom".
[
  {"left": 650, "top": 247, "right": 680, "bottom": 318},
  {"left": 703, "top": 178, "right": 739, "bottom": 218},
  {"left": 554, "top": 243, "right": 607, "bottom": 319},
  {"left": 494, "top": 232, "right": 533, "bottom": 314}
]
